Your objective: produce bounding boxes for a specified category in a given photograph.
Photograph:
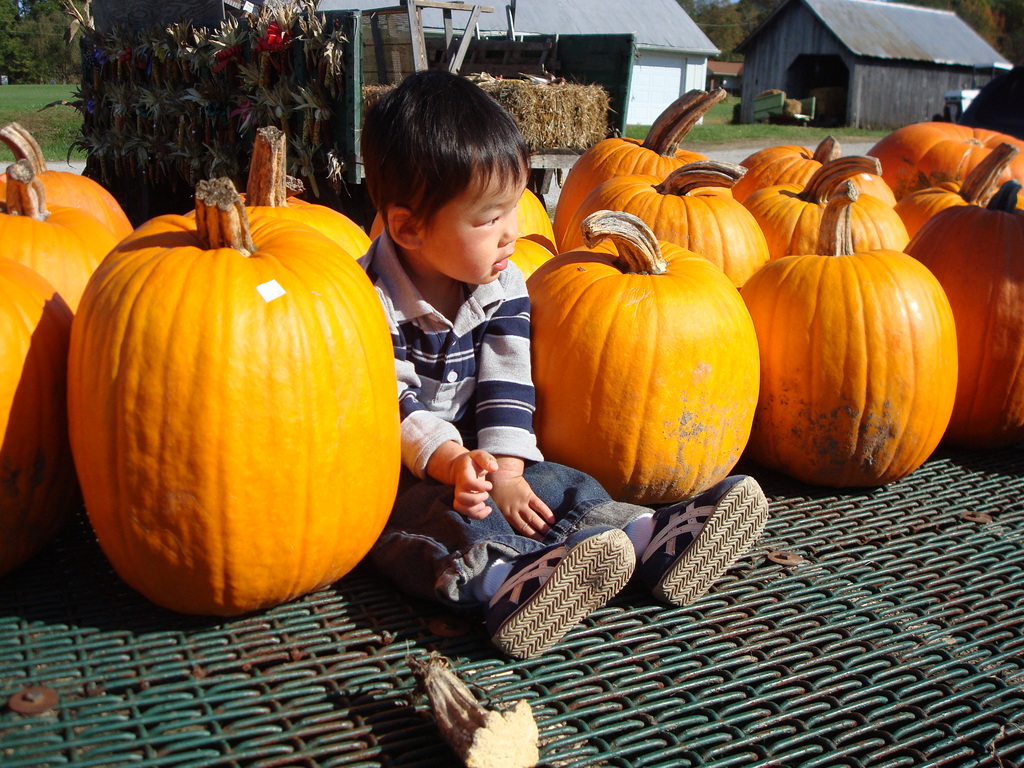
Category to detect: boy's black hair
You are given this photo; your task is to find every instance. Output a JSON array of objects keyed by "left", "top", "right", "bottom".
[{"left": 361, "top": 70, "right": 530, "bottom": 226}]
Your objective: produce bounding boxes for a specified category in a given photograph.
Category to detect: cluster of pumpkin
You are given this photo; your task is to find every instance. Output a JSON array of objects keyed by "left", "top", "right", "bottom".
[
  {"left": 519, "top": 90, "right": 1024, "bottom": 512},
  {"left": 0, "top": 124, "right": 398, "bottom": 615},
  {"left": 2, "top": 87, "right": 1023, "bottom": 617}
]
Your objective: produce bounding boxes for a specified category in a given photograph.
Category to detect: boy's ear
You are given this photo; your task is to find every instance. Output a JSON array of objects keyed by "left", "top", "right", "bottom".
[{"left": 387, "top": 205, "right": 424, "bottom": 250}]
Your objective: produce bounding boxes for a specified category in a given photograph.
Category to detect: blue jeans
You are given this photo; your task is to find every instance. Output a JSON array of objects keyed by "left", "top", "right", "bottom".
[{"left": 368, "top": 461, "right": 649, "bottom": 613}]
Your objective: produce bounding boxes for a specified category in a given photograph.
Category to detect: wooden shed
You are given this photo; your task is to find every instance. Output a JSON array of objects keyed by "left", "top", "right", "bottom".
[{"left": 735, "top": 0, "right": 1011, "bottom": 129}]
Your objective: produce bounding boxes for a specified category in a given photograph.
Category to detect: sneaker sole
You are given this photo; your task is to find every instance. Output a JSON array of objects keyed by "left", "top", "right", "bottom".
[
  {"left": 653, "top": 476, "right": 769, "bottom": 607},
  {"left": 491, "top": 529, "right": 636, "bottom": 660}
]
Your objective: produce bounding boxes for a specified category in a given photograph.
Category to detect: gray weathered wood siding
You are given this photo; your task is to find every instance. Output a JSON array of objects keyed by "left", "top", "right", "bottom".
[
  {"left": 848, "top": 59, "right": 996, "bottom": 128},
  {"left": 92, "top": 0, "right": 225, "bottom": 32},
  {"left": 737, "top": 1, "right": 851, "bottom": 124}
]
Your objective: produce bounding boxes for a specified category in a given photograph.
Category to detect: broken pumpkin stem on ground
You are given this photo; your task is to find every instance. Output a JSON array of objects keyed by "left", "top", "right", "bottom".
[{"left": 409, "top": 651, "right": 540, "bottom": 768}]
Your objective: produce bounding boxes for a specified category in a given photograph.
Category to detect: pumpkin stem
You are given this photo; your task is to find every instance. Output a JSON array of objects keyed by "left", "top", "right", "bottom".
[
  {"left": 812, "top": 135, "right": 842, "bottom": 163},
  {"left": 0, "top": 122, "right": 47, "bottom": 175},
  {"left": 959, "top": 143, "right": 1020, "bottom": 206},
  {"left": 195, "top": 177, "right": 257, "bottom": 256},
  {"left": 581, "top": 210, "right": 667, "bottom": 275},
  {"left": 803, "top": 155, "right": 881, "bottom": 203},
  {"left": 4, "top": 159, "right": 49, "bottom": 220},
  {"left": 654, "top": 160, "right": 746, "bottom": 196},
  {"left": 987, "top": 180, "right": 1022, "bottom": 212},
  {"left": 247, "top": 126, "right": 290, "bottom": 207},
  {"left": 641, "top": 88, "right": 726, "bottom": 156},
  {"left": 818, "top": 181, "right": 858, "bottom": 257}
]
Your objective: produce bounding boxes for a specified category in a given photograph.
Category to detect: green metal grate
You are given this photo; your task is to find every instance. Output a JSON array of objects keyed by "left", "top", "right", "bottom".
[{"left": 3, "top": 446, "right": 1024, "bottom": 767}]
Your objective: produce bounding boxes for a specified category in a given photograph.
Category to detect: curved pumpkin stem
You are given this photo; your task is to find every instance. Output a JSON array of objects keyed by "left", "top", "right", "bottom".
[
  {"left": 988, "top": 180, "right": 1022, "bottom": 212},
  {"left": 581, "top": 210, "right": 667, "bottom": 275},
  {"left": 813, "top": 135, "right": 842, "bottom": 163},
  {"left": 195, "top": 177, "right": 257, "bottom": 256},
  {"left": 803, "top": 156, "right": 881, "bottom": 204},
  {"left": 0, "top": 122, "right": 47, "bottom": 175},
  {"left": 959, "top": 143, "right": 1020, "bottom": 206},
  {"left": 818, "top": 181, "right": 859, "bottom": 257},
  {"left": 641, "top": 88, "right": 726, "bottom": 157},
  {"left": 247, "top": 126, "right": 291, "bottom": 207},
  {"left": 654, "top": 160, "right": 746, "bottom": 196},
  {"left": 4, "top": 159, "right": 49, "bottom": 220}
]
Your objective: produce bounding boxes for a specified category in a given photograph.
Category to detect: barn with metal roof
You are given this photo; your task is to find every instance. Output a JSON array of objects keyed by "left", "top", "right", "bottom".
[
  {"left": 735, "top": 0, "right": 1011, "bottom": 129},
  {"left": 317, "top": 0, "right": 719, "bottom": 127}
]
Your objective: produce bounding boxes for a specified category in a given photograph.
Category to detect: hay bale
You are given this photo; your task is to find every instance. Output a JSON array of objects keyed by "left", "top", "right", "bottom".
[
  {"left": 361, "top": 77, "right": 610, "bottom": 151},
  {"left": 477, "top": 79, "right": 609, "bottom": 151}
]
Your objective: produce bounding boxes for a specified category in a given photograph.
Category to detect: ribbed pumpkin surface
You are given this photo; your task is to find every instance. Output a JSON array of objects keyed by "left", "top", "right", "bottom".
[
  {"left": 529, "top": 213, "right": 759, "bottom": 504},
  {"left": 0, "top": 258, "right": 78, "bottom": 576},
  {"left": 741, "top": 248, "right": 957, "bottom": 487},
  {"left": 67, "top": 211, "right": 400, "bottom": 615}
]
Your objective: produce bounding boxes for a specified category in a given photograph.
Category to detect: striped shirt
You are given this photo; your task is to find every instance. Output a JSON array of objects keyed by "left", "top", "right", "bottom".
[{"left": 360, "top": 232, "right": 543, "bottom": 478}]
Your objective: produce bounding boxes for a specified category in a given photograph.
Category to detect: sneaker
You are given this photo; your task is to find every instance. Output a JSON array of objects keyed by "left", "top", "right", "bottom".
[
  {"left": 639, "top": 475, "right": 769, "bottom": 606},
  {"left": 486, "top": 526, "right": 636, "bottom": 659}
]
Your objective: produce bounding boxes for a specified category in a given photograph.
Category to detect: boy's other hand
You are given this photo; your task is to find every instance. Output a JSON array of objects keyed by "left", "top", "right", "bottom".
[
  {"left": 449, "top": 449, "right": 499, "bottom": 518},
  {"left": 488, "top": 469, "right": 555, "bottom": 540}
]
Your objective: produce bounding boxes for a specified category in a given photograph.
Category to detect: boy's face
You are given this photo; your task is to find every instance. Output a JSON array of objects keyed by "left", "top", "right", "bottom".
[{"left": 413, "top": 173, "right": 525, "bottom": 287}]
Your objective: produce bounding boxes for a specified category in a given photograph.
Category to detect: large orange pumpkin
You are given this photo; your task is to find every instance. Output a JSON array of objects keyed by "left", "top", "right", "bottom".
[
  {"left": 0, "top": 122, "right": 133, "bottom": 239},
  {"left": 528, "top": 210, "right": 760, "bottom": 504},
  {"left": 869, "top": 121, "right": 1024, "bottom": 200},
  {"left": 734, "top": 135, "right": 895, "bottom": 205},
  {"left": 1, "top": 159, "right": 118, "bottom": 312},
  {"left": 743, "top": 155, "right": 909, "bottom": 260},
  {"left": 895, "top": 142, "right": 1021, "bottom": 238},
  {"left": 740, "top": 183, "right": 958, "bottom": 487},
  {"left": 243, "top": 126, "right": 371, "bottom": 258},
  {"left": 905, "top": 180, "right": 1024, "bottom": 448},
  {"left": 560, "top": 161, "right": 770, "bottom": 287},
  {"left": 67, "top": 177, "right": 400, "bottom": 615},
  {"left": 0, "top": 258, "right": 78, "bottom": 576},
  {"left": 552, "top": 89, "right": 722, "bottom": 251}
]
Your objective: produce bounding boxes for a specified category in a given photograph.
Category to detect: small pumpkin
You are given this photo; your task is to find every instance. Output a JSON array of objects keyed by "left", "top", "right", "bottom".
[
  {"left": 552, "top": 89, "right": 723, "bottom": 251},
  {"left": 743, "top": 155, "right": 909, "bottom": 260},
  {"left": 1, "top": 159, "right": 118, "bottom": 312},
  {"left": 0, "top": 122, "right": 133, "bottom": 239},
  {"left": 516, "top": 186, "right": 556, "bottom": 252},
  {"left": 67, "top": 177, "right": 400, "bottom": 615},
  {"left": 895, "top": 142, "right": 1022, "bottom": 238},
  {"left": 740, "top": 183, "right": 958, "bottom": 487},
  {"left": 510, "top": 236, "right": 554, "bottom": 280},
  {"left": 528, "top": 210, "right": 760, "bottom": 504},
  {"left": 560, "top": 161, "right": 770, "bottom": 287},
  {"left": 869, "top": 121, "right": 1024, "bottom": 200},
  {"left": 0, "top": 258, "right": 78, "bottom": 577},
  {"left": 244, "top": 126, "right": 371, "bottom": 258},
  {"left": 905, "top": 180, "right": 1024, "bottom": 448}
]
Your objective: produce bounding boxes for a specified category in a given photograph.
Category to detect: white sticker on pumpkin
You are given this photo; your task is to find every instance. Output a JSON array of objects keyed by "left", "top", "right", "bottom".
[{"left": 257, "top": 279, "right": 286, "bottom": 302}]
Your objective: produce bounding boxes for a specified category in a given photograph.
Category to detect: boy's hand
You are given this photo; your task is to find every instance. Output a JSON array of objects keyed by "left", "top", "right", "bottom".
[
  {"left": 488, "top": 467, "right": 555, "bottom": 540},
  {"left": 448, "top": 449, "right": 499, "bottom": 518}
]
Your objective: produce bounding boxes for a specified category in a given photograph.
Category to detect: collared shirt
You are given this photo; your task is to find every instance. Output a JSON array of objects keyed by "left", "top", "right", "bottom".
[{"left": 360, "top": 232, "right": 543, "bottom": 478}]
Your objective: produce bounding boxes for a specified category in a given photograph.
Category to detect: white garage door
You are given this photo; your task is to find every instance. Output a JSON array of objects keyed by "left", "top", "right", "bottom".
[
  {"left": 627, "top": 53, "right": 708, "bottom": 127},
  {"left": 628, "top": 55, "right": 683, "bottom": 126}
]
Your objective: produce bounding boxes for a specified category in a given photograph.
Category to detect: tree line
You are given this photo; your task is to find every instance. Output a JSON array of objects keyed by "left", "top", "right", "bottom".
[
  {"left": 1, "top": 0, "right": 80, "bottom": 84},
  {"left": 0, "top": 0, "right": 1021, "bottom": 86}
]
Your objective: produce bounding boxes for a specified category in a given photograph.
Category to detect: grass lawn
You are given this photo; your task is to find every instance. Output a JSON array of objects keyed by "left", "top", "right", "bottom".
[
  {"left": 0, "top": 84, "right": 88, "bottom": 162},
  {"left": 626, "top": 95, "right": 889, "bottom": 150}
]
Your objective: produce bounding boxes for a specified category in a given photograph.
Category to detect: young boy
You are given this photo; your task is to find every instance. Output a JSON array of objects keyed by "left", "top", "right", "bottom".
[{"left": 359, "top": 70, "right": 769, "bottom": 660}]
